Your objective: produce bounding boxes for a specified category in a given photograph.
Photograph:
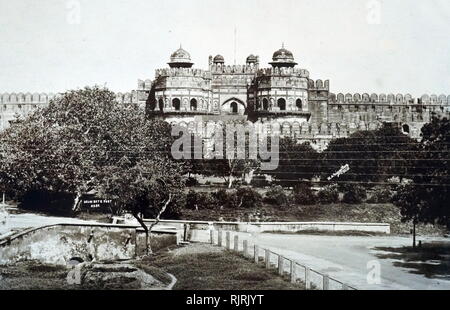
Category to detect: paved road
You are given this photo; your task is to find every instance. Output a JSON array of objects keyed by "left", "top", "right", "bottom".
[
  {"left": 241, "top": 233, "right": 450, "bottom": 290},
  {"left": 0, "top": 208, "right": 98, "bottom": 237}
]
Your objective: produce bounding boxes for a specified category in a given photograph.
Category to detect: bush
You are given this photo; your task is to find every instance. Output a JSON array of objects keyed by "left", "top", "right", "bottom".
[
  {"left": 292, "top": 183, "right": 316, "bottom": 205},
  {"left": 367, "top": 187, "right": 394, "bottom": 203},
  {"left": 185, "top": 190, "right": 216, "bottom": 210},
  {"left": 250, "top": 175, "right": 270, "bottom": 187},
  {"left": 18, "top": 190, "right": 75, "bottom": 216},
  {"left": 185, "top": 177, "right": 199, "bottom": 187},
  {"left": 317, "top": 185, "right": 339, "bottom": 204},
  {"left": 212, "top": 189, "right": 231, "bottom": 208},
  {"left": 264, "top": 186, "right": 289, "bottom": 206},
  {"left": 230, "top": 187, "right": 263, "bottom": 209},
  {"left": 341, "top": 185, "right": 367, "bottom": 204}
]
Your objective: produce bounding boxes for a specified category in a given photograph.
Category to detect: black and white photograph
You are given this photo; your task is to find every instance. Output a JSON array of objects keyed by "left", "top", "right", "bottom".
[{"left": 0, "top": 0, "right": 449, "bottom": 299}]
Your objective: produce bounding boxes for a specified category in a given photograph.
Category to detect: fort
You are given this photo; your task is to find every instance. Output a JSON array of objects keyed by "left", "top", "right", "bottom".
[{"left": 1, "top": 46, "right": 449, "bottom": 150}]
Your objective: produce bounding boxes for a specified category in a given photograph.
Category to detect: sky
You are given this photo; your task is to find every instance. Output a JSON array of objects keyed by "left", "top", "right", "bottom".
[{"left": 0, "top": 0, "right": 449, "bottom": 97}]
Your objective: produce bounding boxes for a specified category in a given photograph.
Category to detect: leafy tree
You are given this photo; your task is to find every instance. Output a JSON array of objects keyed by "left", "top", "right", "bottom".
[
  {"left": 321, "top": 124, "right": 418, "bottom": 184},
  {"left": 393, "top": 116, "right": 450, "bottom": 245},
  {"left": 267, "top": 137, "right": 319, "bottom": 187},
  {"left": 0, "top": 87, "right": 185, "bottom": 254},
  {"left": 201, "top": 121, "right": 260, "bottom": 188}
]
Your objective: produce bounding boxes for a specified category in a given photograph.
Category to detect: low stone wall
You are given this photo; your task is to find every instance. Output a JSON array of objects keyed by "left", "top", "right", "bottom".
[
  {"left": 0, "top": 224, "right": 178, "bottom": 265},
  {"left": 139, "top": 219, "right": 390, "bottom": 243}
]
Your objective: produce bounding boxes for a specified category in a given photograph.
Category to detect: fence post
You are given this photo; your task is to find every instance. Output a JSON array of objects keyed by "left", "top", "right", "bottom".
[
  {"left": 254, "top": 245, "right": 259, "bottom": 263},
  {"left": 218, "top": 230, "right": 223, "bottom": 247},
  {"left": 278, "top": 256, "right": 284, "bottom": 275},
  {"left": 265, "top": 250, "right": 270, "bottom": 269},
  {"left": 305, "top": 267, "right": 311, "bottom": 290},
  {"left": 234, "top": 235, "right": 239, "bottom": 252},
  {"left": 243, "top": 240, "right": 248, "bottom": 257},
  {"left": 226, "top": 232, "right": 230, "bottom": 249},
  {"left": 323, "top": 275, "right": 330, "bottom": 290},
  {"left": 210, "top": 230, "right": 214, "bottom": 245},
  {"left": 290, "top": 261, "right": 296, "bottom": 284}
]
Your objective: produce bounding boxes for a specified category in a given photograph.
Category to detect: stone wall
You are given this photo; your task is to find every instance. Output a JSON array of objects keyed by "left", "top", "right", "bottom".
[{"left": 0, "top": 224, "right": 178, "bottom": 265}]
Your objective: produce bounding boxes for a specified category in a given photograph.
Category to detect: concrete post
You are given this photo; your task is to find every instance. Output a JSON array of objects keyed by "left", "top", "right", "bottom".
[
  {"left": 226, "top": 232, "right": 230, "bottom": 249},
  {"left": 234, "top": 235, "right": 239, "bottom": 252},
  {"left": 243, "top": 240, "right": 248, "bottom": 257},
  {"left": 265, "top": 250, "right": 270, "bottom": 269},
  {"left": 210, "top": 230, "right": 214, "bottom": 245},
  {"left": 290, "top": 261, "right": 296, "bottom": 284},
  {"left": 278, "top": 256, "right": 284, "bottom": 275},
  {"left": 305, "top": 267, "right": 311, "bottom": 290},
  {"left": 323, "top": 275, "right": 330, "bottom": 290},
  {"left": 254, "top": 245, "right": 259, "bottom": 263},
  {"left": 218, "top": 230, "right": 223, "bottom": 247}
]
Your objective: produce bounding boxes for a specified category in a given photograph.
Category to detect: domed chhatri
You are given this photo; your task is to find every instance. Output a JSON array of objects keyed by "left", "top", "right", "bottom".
[
  {"left": 246, "top": 54, "right": 258, "bottom": 64},
  {"left": 270, "top": 45, "right": 298, "bottom": 68},
  {"left": 213, "top": 55, "right": 225, "bottom": 64},
  {"left": 168, "top": 46, "right": 194, "bottom": 68}
]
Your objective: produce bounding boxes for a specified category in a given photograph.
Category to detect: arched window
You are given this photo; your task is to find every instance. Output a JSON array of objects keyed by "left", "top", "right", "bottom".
[
  {"left": 263, "top": 98, "right": 269, "bottom": 111},
  {"left": 402, "top": 124, "right": 410, "bottom": 134},
  {"left": 172, "top": 98, "right": 181, "bottom": 111},
  {"left": 158, "top": 98, "right": 164, "bottom": 111},
  {"left": 296, "top": 99, "right": 302, "bottom": 110},
  {"left": 190, "top": 98, "right": 197, "bottom": 111},
  {"left": 230, "top": 102, "right": 238, "bottom": 114},
  {"left": 277, "top": 98, "right": 286, "bottom": 111}
]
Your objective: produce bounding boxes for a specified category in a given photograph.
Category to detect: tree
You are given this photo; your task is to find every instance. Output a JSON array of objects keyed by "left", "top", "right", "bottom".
[
  {"left": 266, "top": 137, "right": 319, "bottom": 187},
  {"left": 321, "top": 124, "right": 418, "bottom": 184},
  {"left": 0, "top": 87, "right": 185, "bottom": 253},
  {"left": 201, "top": 121, "right": 260, "bottom": 188},
  {"left": 393, "top": 116, "right": 450, "bottom": 245}
]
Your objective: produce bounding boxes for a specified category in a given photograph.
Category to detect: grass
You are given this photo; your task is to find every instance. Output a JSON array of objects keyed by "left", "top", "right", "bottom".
[{"left": 142, "top": 244, "right": 305, "bottom": 290}]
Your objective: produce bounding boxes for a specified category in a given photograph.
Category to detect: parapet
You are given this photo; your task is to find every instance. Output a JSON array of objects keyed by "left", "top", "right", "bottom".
[
  {"left": 155, "top": 68, "right": 212, "bottom": 79},
  {"left": 0, "top": 92, "right": 56, "bottom": 104},
  {"left": 333, "top": 93, "right": 450, "bottom": 105},
  {"left": 257, "top": 67, "right": 309, "bottom": 78}
]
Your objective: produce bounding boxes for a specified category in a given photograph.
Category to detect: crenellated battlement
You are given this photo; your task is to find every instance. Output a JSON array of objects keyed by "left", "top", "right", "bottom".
[
  {"left": 155, "top": 68, "right": 211, "bottom": 79},
  {"left": 210, "top": 64, "right": 258, "bottom": 74},
  {"left": 308, "top": 79, "right": 330, "bottom": 91},
  {"left": 331, "top": 93, "right": 450, "bottom": 105},
  {"left": 0, "top": 92, "right": 56, "bottom": 104},
  {"left": 256, "top": 67, "right": 310, "bottom": 78}
]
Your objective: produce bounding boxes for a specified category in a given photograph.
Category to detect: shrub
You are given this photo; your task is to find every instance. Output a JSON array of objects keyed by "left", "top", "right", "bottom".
[
  {"left": 185, "top": 177, "right": 199, "bottom": 187},
  {"left": 212, "top": 189, "right": 230, "bottom": 208},
  {"left": 230, "top": 187, "right": 263, "bottom": 209},
  {"left": 250, "top": 175, "right": 270, "bottom": 187},
  {"left": 367, "top": 186, "right": 394, "bottom": 204},
  {"left": 292, "top": 183, "right": 316, "bottom": 205},
  {"left": 317, "top": 185, "right": 339, "bottom": 204},
  {"left": 341, "top": 185, "right": 367, "bottom": 204},
  {"left": 264, "top": 186, "right": 289, "bottom": 206},
  {"left": 185, "top": 190, "right": 216, "bottom": 210},
  {"left": 18, "top": 190, "right": 75, "bottom": 216}
]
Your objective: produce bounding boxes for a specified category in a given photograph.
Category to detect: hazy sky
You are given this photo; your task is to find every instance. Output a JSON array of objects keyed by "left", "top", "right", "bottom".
[{"left": 0, "top": 0, "right": 449, "bottom": 96}]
